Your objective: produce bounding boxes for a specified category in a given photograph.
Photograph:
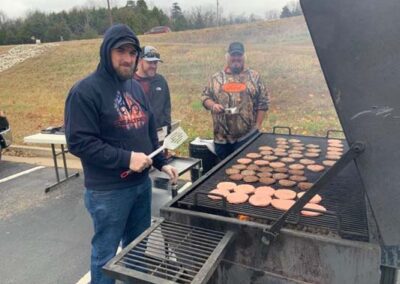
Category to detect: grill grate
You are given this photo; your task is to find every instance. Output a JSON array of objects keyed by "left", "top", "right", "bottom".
[
  {"left": 104, "top": 218, "right": 233, "bottom": 284},
  {"left": 177, "top": 133, "right": 370, "bottom": 242}
]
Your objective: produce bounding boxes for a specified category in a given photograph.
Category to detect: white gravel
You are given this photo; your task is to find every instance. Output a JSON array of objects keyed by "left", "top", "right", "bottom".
[{"left": 0, "top": 43, "right": 59, "bottom": 73}]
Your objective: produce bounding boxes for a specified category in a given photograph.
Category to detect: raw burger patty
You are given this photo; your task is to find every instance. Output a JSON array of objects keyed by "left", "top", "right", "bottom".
[
  {"left": 271, "top": 199, "right": 295, "bottom": 211},
  {"left": 307, "top": 148, "right": 321, "bottom": 153},
  {"left": 274, "top": 167, "right": 288, "bottom": 173},
  {"left": 305, "top": 152, "right": 319, "bottom": 158},
  {"left": 281, "top": 157, "right": 295, "bottom": 163},
  {"left": 326, "top": 154, "right": 341, "bottom": 160},
  {"left": 306, "top": 144, "right": 319, "bottom": 148},
  {"left": 225, "top": 168, "right": 240, "bottom": 175},
  {"left": 297, "top": 191, "right": 322, "bottom": 203},
  {"left": 259, "top": 146, "right": 274, "bottom": 151},
  {"left": 322, "top": 160, "right": 336, "bottom": 167},
  {"left": 301, "top": 203, "right": 327, "bottom": 216},
  {"left": 247, "top": 164, "right": 260, "bottom": 171},
  {"left": 274, "top": 189, "right": 296, "bottom": 200},
  {"left": 254, "top": 160, "right": 269, "bottom": 166},
  {"left": 264, "top": 155, "right": 279, "bottom": 161},
  {"left": 232, "top": 164, "right": 247, "bottom": 170},
  {"left": 257, "top": 172, "right": 272, "bottom": 178},
  {"left": 288, "top": 169, "right": 305, "bottom": 176},
  {"left": 289, "top": 164, "right": 305, "bottom": 170},
  {"left": 208, "top": 188, "right": 230, "bottom": 200},
  {"left": 237, "top": 158, "right": 252, "bottom": 165},
  {"left": 234, "top": 184, "right": 255, "bottom": 194},
  {"left": 249, "top": 194, "right": 272, "bottom": 207},
  {"left": 254, "top": 186, "right": 275, "bottom": 196},
  {"left": 270, "top": 162, "right": 286, "bottom": 168},
  {"left": 272, "top": 173, "right": 289, "bottom": 180},
  {"left": 299, "top": 159, "right": 316, "bottom": 165},
  {"left": 227, "top": 192, "right": 249, "bottom": 204},
  {"left": 278, "top": 179, "right": 297, "bottom": 187},
  {"left": 290, "top": 175, "right": 307, "bottom": 182},
  {"left": 298, "top": 182, "right": 313, "bottom": 190},
  {"left": 246, "top": 152, "right": 262, "bottom": 159},
  {"left": 259, "top": 177, "right": 276, "bottom": 185},
  {"left": 307, "top": 164, "right": 325, "bottom": 172},
  {"left": 217, "top": 181, "right": 237, "bottom": 191},
  {"left": 243, "top": 175, "right": 259, "bottom": 183},
  {"left": 289, "top": 154, "right": 304, "bottom": 159},
  {"left": 229, "top": 174, "right": 243, "bottom": 181},
  {"left": 241, "top": 170, "right": 256, "bottom": 176}
]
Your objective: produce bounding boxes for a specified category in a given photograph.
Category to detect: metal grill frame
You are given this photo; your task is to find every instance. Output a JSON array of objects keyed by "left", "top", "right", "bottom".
[
  {"left": 103, "top": 218, "right": 234, "bottom": 284},
  {"left": 174, "top": 130, "right": 370, "bottom": 242}
]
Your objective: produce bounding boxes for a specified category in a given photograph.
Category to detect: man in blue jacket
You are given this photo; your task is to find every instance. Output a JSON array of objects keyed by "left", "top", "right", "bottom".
[{"left": 64, "top": 24, "right": 178, "bottom": 284}]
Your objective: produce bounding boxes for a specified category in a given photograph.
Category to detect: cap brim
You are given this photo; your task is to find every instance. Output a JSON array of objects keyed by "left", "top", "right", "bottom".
[
  {"left": 143, "top": 58, "right": 163, "bottom": 63},
  {"left": 113, "top": 39, "right": 140, "bottom": 49},
  {"left": 229, "top": 50, "right": 244, "bottom": 55}
]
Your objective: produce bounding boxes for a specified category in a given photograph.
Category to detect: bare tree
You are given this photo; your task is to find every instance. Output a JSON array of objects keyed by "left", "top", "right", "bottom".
[
  {"left": 287, "top": 0, "right": 302, "bottom": 16},
  {"left": 265, "top": 9, "right": 279, "bottom": 20},
  {"left": 0, "top": 10, "right": 7, "bottom": 24}
]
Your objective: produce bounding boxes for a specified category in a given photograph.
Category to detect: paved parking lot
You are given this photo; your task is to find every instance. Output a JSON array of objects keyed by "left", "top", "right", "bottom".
[{"left": 0, "top": 160, "right": 174, "bottom": 284}]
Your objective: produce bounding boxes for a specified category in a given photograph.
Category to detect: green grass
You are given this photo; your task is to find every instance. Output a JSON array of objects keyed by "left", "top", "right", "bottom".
[{"left": 0, "top": 16, "right": 341, "bottom": 156}]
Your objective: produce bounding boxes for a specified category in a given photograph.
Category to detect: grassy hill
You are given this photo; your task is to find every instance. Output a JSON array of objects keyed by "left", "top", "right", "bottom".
[{"left": 0, "top": 16, "right": 341, "bottom": 155}]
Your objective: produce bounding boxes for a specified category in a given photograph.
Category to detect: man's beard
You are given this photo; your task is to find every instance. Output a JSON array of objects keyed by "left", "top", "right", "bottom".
[
  {"left": 231, "top": 66, "right": 243, "bottom": 74},
  {"left": 115, "top": 65, "right": 134, "bottom": 80}
]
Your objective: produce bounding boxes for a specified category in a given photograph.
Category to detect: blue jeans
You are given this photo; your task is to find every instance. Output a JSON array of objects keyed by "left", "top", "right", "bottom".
[
  {"left": 84, "top": 177, "right": 152, "bottom": 284},
  {"left": 215, "top": 130, "right": 259, "bottom": 160}
]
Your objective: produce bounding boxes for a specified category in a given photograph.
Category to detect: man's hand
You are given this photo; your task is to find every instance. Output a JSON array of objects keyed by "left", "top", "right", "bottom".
[
  {"left": 161, "top": 165, "right": 179, "bottom": 184},
  {"left": 212, "top": 103, "right": 225, "bottom": 114},
  {"left": 129, "top": 152, "right": 152, "bottom": 173}
]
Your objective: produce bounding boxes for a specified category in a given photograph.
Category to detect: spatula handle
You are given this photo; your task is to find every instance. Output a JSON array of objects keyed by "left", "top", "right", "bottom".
[
  {"left": 120, "top": 146, "right": 165, "bottom": 179},
  {"left": 149, "top": 145, "right": 165, "bottom": 158}
]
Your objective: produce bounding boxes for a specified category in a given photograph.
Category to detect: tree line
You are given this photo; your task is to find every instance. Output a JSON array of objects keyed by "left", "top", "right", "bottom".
[{"left": 0, "top": 0, "right": 302, "bottom": 45}]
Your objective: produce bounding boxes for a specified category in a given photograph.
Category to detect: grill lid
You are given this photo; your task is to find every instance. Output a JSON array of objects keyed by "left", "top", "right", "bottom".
[{"left": 301, "top": 0, "right": 400, "bottom": 244}]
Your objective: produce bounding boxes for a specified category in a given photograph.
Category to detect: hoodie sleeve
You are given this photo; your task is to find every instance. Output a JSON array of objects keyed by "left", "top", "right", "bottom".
[{"left": 64, "top": 88, "right": 131, "bottom": 169}]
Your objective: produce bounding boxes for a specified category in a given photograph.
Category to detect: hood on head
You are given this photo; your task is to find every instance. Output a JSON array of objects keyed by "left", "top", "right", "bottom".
[{"left": 98, "top": 24, "right": 141, "bottom": 79}]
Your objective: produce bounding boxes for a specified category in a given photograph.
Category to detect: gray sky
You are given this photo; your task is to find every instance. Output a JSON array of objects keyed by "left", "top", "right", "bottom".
[{"left": 2, "top": 0, "right": 288, "bottom": 19}]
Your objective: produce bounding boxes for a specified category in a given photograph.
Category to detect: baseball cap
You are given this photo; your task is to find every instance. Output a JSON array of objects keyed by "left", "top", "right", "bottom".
[
  {"left": 228, "top": 41, "right": 245, "bottom": 55},
  {"left": 140, "top": 46, "right": 163, "bottom": 62},
  {"left": 112, "top": 37, "right": 141, "bottom": 50}
]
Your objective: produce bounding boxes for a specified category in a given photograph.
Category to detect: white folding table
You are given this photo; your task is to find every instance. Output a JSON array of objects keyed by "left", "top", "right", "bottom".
[{"left": 24, "top": 133, "right": 79, "bottom": 193}]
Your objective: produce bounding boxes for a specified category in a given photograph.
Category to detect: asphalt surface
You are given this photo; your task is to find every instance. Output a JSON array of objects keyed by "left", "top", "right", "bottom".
[{"left": 0, "top": 160, "right": 173, "bottom": 284}]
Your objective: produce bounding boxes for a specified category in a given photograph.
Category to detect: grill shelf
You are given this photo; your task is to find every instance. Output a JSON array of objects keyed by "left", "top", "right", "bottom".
[
  {"left": 103, "top": 218, "right": 234, "bottom": 284},
  {"left": 177, "top": 132, "right": 370, "bottom": 242}
]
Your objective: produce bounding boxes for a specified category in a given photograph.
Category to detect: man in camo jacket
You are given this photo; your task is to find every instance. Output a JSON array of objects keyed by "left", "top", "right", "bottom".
[{"left": 201, "top": 41, "right": 269, "bottom": 160}]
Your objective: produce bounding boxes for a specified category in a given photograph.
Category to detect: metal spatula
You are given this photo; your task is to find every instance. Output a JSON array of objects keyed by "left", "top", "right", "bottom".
[{"left": 120, "top": 127, "right": 188, "bottom": 178}]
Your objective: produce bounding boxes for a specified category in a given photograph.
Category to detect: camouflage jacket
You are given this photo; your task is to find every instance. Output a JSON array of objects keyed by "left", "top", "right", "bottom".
[{"left": 201, "top": 67, "right": 269, "bottom": 143}]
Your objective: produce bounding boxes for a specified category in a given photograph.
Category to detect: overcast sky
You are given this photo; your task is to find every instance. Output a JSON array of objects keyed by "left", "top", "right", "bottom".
[{"left": 2, "top": 0, "right": 288, "bottom": 19}]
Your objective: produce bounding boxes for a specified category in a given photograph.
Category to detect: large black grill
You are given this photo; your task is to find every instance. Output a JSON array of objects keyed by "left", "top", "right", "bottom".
[{"left": 177, "top": 132, "right": 369, "bottom": 242}]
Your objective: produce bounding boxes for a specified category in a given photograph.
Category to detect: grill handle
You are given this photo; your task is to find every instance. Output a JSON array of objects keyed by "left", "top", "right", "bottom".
[
  {"left": 272, "top": 126, "right": 292, "bottom": 135},
  {"left": 326, "top": 129, "right": 345, "bottom": 139}
]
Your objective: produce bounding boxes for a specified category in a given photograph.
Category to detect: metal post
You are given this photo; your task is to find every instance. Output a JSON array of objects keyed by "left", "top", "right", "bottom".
[
  {"left": 61, "top": 144, "right": 69, "bottom": 178},
  {"left": 216, "top": 0, "right": 219, "bottom": 26},
  {"left": 107, "top": 0, "right": 113, "bottom": 26},
  {"left": 51, "top": 144, "right": 60, "bottom": 182}
]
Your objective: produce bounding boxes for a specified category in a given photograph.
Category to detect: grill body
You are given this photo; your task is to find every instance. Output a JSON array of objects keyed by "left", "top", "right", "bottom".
[{"left": 160, "top": 132, "right": 381, "bottom": 283}]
